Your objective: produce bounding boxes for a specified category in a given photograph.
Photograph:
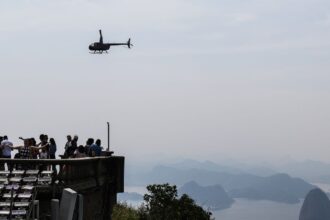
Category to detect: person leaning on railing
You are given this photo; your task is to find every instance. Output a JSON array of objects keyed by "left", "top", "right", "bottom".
[
  {"left": 12, "top": 138, "right": 32, "bottom": 159},
  {"left": 12, "top": 138, "right": 49, "bottom": 169},
  {"left": 11, "top": 138, "right": 32, "bottom": 170}
]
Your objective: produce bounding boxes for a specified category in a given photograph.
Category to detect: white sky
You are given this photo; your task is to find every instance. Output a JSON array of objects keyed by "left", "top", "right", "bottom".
[{"left": 0, "top": 0, "right": 330, "bottom": 163}]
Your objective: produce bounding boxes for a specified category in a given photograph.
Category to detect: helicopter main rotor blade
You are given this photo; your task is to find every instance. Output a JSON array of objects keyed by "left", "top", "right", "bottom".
[{"left": 99, "top": 30, "right": 103, "bottom": 44}]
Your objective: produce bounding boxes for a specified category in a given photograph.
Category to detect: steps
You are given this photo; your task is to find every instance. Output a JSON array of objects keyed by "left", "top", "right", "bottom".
[{"left": 0, "top": 169, "right": 53, "bottom": 220}]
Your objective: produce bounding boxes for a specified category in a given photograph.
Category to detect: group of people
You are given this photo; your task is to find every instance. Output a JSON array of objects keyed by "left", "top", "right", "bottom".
[
  {"left": 0, "top": 134, "right": 56, "bottom": 160},
  {"left": 63, "top": 135, "right": 103, "bottom": 158},
  {"left": 0, "top": 134, "right": 103, "bottom": 160}
]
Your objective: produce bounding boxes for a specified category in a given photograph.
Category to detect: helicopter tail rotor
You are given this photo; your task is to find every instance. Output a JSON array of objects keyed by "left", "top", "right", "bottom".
[{"left": 127, "top": 38, "right": 133, "bottom": 48}]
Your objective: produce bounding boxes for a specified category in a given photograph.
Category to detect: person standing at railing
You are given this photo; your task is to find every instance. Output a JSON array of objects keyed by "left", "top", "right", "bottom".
[
  {"left": 65, "top": 135, "right": 78, "bottom": 158},
  {"left": 49, "top": 138, "right": 57, "bottom": 171},
  {"left": 12, "top": 138, "right": 31, "bottom": 159},
  {"left": 64, "top": 135, "right": 72, "bottom": 152},
  {"left": 12, "top": 138, "right": 32, "bottom": 170},
  {"left": 1, "top": 136, "right": 13, "bottom": 159},
  {"left": 85, "top": 138, "right": 94, "bottom": 156},
  {"left": 30, "top": 138, "right": 39, "bottom": 159},
  {"left": 36, "top": 134, "right": 45, "bottom": 148},
  {"left": 90, "top": 139, "right": 102, "bottom": 157},
  {"left": 38, "top": 134, "right": 50, "bottom": 154},
  {"left": 49, "top": 138, "right": 57, "bottom": 159},
  {"left": 1, "top": 136, "right": 13, "bottom": 170}
]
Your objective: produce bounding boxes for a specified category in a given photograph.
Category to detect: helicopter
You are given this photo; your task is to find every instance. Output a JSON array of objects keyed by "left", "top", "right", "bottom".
[{"left": 89, "top": 30, "right": 132, "bottom": 54}]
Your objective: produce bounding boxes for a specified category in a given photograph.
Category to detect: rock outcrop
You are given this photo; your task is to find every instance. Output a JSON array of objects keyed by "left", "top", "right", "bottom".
[{"left": 299, "top": 188, "right": 330, "bottom": 220}]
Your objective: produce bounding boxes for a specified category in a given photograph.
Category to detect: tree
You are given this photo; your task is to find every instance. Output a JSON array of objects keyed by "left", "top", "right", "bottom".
[
  {"left": 141, "top": 183, "right": 212, "bottom": 220},
  {"left": 177, "top": 194, "right": 212, "bottom": 220}
]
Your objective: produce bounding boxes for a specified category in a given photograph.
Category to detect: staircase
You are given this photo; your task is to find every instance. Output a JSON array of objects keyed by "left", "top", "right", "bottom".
[{"left": 0, "top": 169, "right": 53, "bottom": 220}]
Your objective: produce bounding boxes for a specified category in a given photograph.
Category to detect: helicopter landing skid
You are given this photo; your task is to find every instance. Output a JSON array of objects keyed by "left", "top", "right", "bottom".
[{"left": 89, "top": 51, "right": 108, "bottom": 54}]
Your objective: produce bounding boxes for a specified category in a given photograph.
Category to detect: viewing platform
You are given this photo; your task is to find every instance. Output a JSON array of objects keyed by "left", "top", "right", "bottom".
[{"left": 0, "top": 155, "right": 125, "bottom": 220}]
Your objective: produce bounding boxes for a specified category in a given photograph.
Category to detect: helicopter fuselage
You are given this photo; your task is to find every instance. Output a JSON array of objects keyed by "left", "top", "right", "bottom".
[{"left": 89, "top": 42, "right": 111, "bottom": 52}]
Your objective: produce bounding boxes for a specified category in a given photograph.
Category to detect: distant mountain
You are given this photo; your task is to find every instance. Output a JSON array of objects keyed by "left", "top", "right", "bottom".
[
  {"left": 299, "top": 188, "right": 330, "bottom": 220},
  {"left": 127, "top": 165, "right": 315, "bottom": 204},
  {"left": 179, "top": 181, "right": 234, "bottom": 211},
  {"left": 229, "top": 173, "right": 315, "bottom": 204},
  {"left": 131, "top": 165, "right": 263, "bottom": 189},
  {"left": 277, "top": 160, "right": 330, "bottom": 184},
  {"left": 118, "top": 192, "right": 143, "bottom": 201},
  {"left": 126, "top": 158, "right": 330, "bottom": 186},
  {"left": 126, "top": 159, "right": 279, "bottom": 186}
]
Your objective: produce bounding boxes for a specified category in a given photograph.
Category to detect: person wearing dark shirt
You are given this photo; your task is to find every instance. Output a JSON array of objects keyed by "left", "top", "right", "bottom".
[
  {"left": 49, "top": 138, "right": 57, "bottom": 159},
  {"left": 48, "top": 138, "right": 57, "bottom": 171},
  {"left": 90, "top": 139, "right": 102, "bottom": 157},
  {"left": 64, "top": 135, "right": 72, "bottom": 151},
  {"left": 66, "top": 135, "right": 78, "bottom": 158}
]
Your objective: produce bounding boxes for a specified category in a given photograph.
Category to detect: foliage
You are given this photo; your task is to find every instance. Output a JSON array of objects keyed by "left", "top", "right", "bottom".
[
  {"left": 142, "top": 183, "right": 212, "bottom": 220},
  {"left": 177, "top": 194, "right": 212, "bottom": 220},
  {"left": 112, "top": 202, "right": 140, "bottom": 220}
]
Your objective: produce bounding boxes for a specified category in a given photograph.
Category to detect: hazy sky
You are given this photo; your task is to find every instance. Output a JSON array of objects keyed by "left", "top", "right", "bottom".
[{"left": 0, "top": 0, "right": 330, "bottom": 163}]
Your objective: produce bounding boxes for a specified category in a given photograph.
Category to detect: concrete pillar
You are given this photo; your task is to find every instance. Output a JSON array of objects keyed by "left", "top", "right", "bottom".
[{"left": 59, "top": 188, "right": 77, "bottom": 220}]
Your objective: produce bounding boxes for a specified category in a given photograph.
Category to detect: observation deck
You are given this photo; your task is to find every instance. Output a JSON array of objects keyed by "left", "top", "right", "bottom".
[{"left": 0, "top": 155, "right": 124, "bottom": 220}]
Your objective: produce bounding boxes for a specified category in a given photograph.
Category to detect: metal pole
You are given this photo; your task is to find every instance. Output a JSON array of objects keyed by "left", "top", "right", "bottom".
[{"left": 107, "top": 122, "right": 110, "bottom": 151}]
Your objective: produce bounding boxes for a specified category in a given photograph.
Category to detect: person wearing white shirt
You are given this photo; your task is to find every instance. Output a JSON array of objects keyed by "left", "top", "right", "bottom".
[
  {"left": 1, "top": 136, "right": 13, "bottom": 158},
  {"left": 1, "top": 136, "right": 13, "bottom": 170}
]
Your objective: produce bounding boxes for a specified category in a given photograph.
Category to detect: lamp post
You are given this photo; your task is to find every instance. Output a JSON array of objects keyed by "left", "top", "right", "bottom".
[{"left": 107, "top": 122, "right": 110, "bottom": 152}]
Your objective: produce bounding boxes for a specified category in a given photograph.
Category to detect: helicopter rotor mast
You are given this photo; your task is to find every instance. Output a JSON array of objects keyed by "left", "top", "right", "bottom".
[{"left": 99, "top": 29, "right": 103, "bottom": 44}]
